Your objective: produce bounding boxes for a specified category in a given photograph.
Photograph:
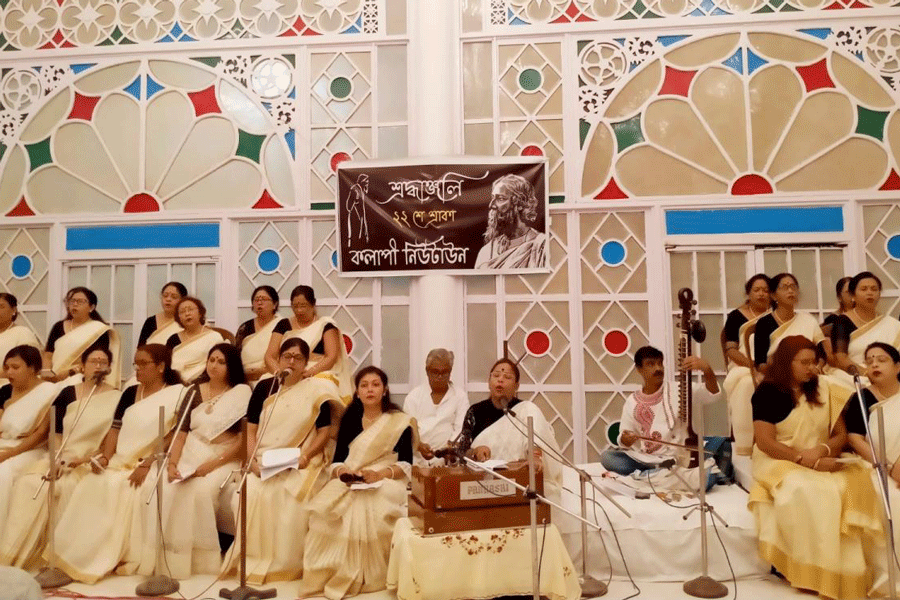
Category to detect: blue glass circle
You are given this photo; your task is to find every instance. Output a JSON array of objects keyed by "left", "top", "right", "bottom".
[
  {"left": 601, "top": 240, "right": 626, "bottom": 266},
  {"left": 331, "top": 251, "right": 338, "bottom": 268},
  {"left": 11, "top": 255, "right": 32, "bottom": 278},
  {"left": 257, "top": 249, "right": 280, "bottom": 273},
  {"left": 888, "top": 234, "right": 900, "bottom": 260}
]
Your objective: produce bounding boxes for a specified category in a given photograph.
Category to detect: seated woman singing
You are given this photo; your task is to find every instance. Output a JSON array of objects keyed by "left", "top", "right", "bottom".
[
  {"left": 299, "top": 366, "right": 412, "bottom": 600},
  {"left": 222, "top": 337, "right": 343, "bottom": 584},
  {"left": 748, "top": 335, "right": 881, "bottom": 600},
  {"left": 234, "top": 285, "right": 281, "bottom": 386},
  {"left": 166, "top": 296, "right": 224, "bottom": 385}
]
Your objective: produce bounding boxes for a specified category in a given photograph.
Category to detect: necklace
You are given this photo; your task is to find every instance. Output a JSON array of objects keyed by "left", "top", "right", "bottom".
[
  {"left": 745, "top": 304, "right": 762, "bottom": 319},
  {"left": 204, "top": 385, "right": 228, "bottom": 414},
  {"left": 362, "top": 413, "right": 380, "bottom": 428},
  {"left": 852, "top": 307, "right": 875, "bottom": 325},
  {"left": 773, "top": 308, "right": 792, "bottom": 325}
]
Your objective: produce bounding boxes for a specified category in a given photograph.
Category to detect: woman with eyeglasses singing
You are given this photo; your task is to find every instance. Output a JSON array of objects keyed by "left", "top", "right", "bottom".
[
  {"left": 222, "top": 337, "right": 343, "bottom": 584},
  {"left": 263, "top": 285, "right": 352, "bottom": 402},
  {"left": 52, "top": 344, "right": 185, "bottom": 584},
  {"left": 0, "top": 293, "right": 41, "bottom": 387},
  {"left": 235, "top": 285, "right": 281, "bottom": 386},
  {"left": 43, "top": 287, "right": 121, "bottom": 385},
  {"left": 0, "top": 347, "right": 119, "bottom": 568},
  {"left": 166, "top": 296, "right": 224, "bottom": 385}
]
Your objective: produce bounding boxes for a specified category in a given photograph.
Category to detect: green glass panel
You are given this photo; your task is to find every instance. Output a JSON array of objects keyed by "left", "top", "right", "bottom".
[
  {"left": 580, "top": 119, "right": 591, "bottom": 149},
  {"left": 26, "top": 138, "right": 52, "bottom": 171},
  {"left": 519, "top": 68, "right": 542, "bottom": 92},
  {"left": 856, "top": 106, "right": 888, "bottom": 140},
  {"left": 612, "top": 115, "right": 644, "bottom": 153},
  {"left": 330, "top": 76, "right": 352, "bottom": 99},
  {"left": 311, "top": 202, "right": 336, "bottom": 210},
  {"left": 236, "top": 130, "right": 266, "bottom": 162},
  {"left": 549, "top": 195, "right": 566, "bottom": 204},
  {"left": 193, "top": 57, "right": 220, "bottom": 68}
]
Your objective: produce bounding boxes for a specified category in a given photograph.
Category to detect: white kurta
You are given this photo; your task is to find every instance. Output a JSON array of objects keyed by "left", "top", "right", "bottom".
[{"left": 403, "top": 382, "right": 468, "bottom": 465}]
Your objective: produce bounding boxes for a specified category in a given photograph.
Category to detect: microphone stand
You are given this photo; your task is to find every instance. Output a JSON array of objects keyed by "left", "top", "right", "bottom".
[
  {"left": 36, "top": 373, "right": 106, "bottom": 589},
  {"left": 853, "top": 374, "right": 898, "bottom": 600},
  {"left": 137, "top": 386, "right": 192, "bottom": 597},
  {"left": 220, "top": 375, "right": 288, "bottom": 600}
]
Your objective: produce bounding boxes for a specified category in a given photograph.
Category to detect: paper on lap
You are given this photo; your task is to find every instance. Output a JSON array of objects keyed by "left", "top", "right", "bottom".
[{"left": 260, "top": 447, "right": 301, "bottom": 481}]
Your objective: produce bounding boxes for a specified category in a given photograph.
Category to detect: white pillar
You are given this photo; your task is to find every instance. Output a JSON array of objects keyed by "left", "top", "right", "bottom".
[{"left": 407, "top": 0, "right": 466, "bottom": 382}]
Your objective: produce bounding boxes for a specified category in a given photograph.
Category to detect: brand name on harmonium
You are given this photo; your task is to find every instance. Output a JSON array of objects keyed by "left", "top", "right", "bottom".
[
  {"left": 460, "top": 479, "right": 516, "bottom": 501},
  {"left": 348, "top": 237, "right": 469, "bottom": 268}
]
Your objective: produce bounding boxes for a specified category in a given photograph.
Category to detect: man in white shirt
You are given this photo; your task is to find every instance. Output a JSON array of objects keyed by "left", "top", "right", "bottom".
[
  {"left": 403, "top": 348, "right": 470, "bottom": 465},
  {"left": 600, "top": 345, "right": 721, "bottom": 475}
]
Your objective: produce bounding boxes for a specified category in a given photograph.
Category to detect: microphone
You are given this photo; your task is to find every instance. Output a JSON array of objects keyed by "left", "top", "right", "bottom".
[
  {"left": 339, "top": 472, "right": 364, "bottom": 484},
  {"left": 847, "top": 364, "right": 862, "bottom": 382},
  {"left": 657, "top": 458, "right": 677, "bottom": 470},
  {"left": 92, "top": 369, "right": 111, "bottom": 383},
  {"left": 503, "top": 405, "right": 517, "bottom": 418},
  {"left": 277, "top": 367, "right": 293, "bottom": 382}
]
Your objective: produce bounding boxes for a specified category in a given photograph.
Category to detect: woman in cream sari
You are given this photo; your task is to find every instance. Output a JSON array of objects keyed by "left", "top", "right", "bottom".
[
  {"left": 0, "top": 347, "right": 119, "bottom": 569},
  {"left": 0, "top": 345, "right": 58, "bottom": 525},
  {"left": 300, "top": 366, "right": 412, "bottom": 600},
  {"left": 132, "top": 343, "right": 250, "bottom": 579},
  {"left": 44, "top": 287, "right": 121, "bottom": 385},
  {"left": 235, "top": 285, "right": 280, "bottom": 386},
  {"left": 264, "top": 285, "right": 351, "bottom": 401},
  {"left": 828, "top": 272, "right": 900, "bottom": 390},
  {"left": 749, "top": 336, "right": 881, "bottom": 600},
  {"left": 222, "top": 337, "right": 343, "bottom": 584},
  {"left": 0, "top": 293, "right": 41, "bottom": 387},
  {"left": 166, "top": 296, "right": 224, "bottom": 384},
  {"left": 137, "top": 281, "right": 187, "bottom": 347},
  {"left": 845, "top": 342, "right": 900, "bottom": 596},
  {"left": 722, "top": 274, "right": 771, "bottom": 455},
  {"left": 53, "top": 344, "right": 185, "bottom": 584}
]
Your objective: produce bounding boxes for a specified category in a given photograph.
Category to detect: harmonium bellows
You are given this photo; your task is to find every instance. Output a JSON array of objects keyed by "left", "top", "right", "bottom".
[{"left": 408, "top": 463, "right": 551, "bottom": 535}]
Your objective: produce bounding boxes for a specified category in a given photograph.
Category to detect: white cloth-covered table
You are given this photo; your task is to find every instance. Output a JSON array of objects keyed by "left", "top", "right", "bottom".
[{"left": 387, "top": 517, "right": 581, "bottom": 600}]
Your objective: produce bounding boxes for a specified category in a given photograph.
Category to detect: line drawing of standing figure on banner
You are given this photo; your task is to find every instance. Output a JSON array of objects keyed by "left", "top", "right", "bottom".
[
  {"left": 345, "top": 174, "right": 370, "bottom": 246},
  {"left": 475, "top": 174, "right": 547, "bottom": 269}
]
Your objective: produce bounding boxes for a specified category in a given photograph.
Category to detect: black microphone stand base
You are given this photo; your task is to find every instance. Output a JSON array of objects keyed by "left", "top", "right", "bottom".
[
  {"left": 34, "top": 566, "right": 72, "bottom": 589},
  {"left": 579, "top": 575, "right": 608, "bottom": 597},
  {"left": 135, "top": 574, "right": 180, "bottom": 597},
  {"left": 219, "top": 585, "right": 277, "bottom": 600},
  {"left": 683, "top": 575, "right": 728, "bottom": 598}
]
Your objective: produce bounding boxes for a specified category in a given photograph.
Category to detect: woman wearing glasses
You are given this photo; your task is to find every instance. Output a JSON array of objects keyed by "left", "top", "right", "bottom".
[
  {"left": 53, "top": 344, "right": 185, "bottom": 584},
  {"left": 43, "top": 287, "right": 121, "bottom": 384},
  {"left": 0, "top": 293, "right": 41, "bottom": 386},
  {"left": 0, "top": 347, "right": 119, "bottom": 568},
  {"left": 263, "top": 285, "right": 351, "bottom": 402},
  {"left": 166, "top": 296, "right": 224, "bottom": 384},
  {"left": 222, "top": 337, "right": 343, "bottom": 584},
  {"left": 235, "top": 286, "right": 281, "bottom": 386}
]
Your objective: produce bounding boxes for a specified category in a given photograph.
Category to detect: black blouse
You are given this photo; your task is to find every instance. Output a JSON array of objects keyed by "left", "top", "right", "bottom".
[
  {"left": 46, "top": 320, "right": 110, "bottom": 353},
  {"left": 137, "top": 316, "right": 158, "bottom": 348},
  {"left": 245, "top": 377, "right": 331, "bottom": 429},
  {"left": 332, "top": 411, "right": 413, "bottom": 464},
  {"left": 751, "top": 381, "right": 795, "bottom": 425},
  {"left": 844, "top": 389, "right": 880, "bottom": 437},
  {"left": 272, "top": 319, "right": 336, "bottom": 356},
  {"left": 830, "top": 314, "right": 858, "bottom": 355},
  {"left": 753, "top": 314, "right": 780, "bottom": 366},
  {"left": 457, "top": 398, "right": 522, "bottom": 455},
  {"left": 723, "top": 309, "right": 749, "bottom": 345},
  {"left": 234, "top": 319, "right": 256, "bottom": 349}
]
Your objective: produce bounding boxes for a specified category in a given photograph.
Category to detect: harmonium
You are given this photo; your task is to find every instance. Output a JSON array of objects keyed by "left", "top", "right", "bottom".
[{"left": 408, "top": 462, "right": 551, "bottom": 534}]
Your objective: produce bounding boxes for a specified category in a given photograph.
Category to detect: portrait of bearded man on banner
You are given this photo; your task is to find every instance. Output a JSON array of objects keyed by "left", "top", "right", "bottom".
[{"left": 475, "top": 173, "right": 547, "bottom": 269}]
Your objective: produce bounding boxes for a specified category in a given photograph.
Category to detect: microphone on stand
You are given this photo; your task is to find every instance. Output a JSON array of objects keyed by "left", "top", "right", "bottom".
[
  {"left": 277, "top": 367, "right": 293, "bottom": 382},
  {"left": 847, "top": 364, "right": 862, "bottom": 382},
  {"left": 92, "top": 368, "right": 111, "bottom": 383}
]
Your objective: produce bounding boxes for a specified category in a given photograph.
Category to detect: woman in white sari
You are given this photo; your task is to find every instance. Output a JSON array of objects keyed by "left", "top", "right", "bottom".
[
  {"left": 0, "top": 345, "right": 58, "bottom": 526},
  {"left": 749, "top": 336, "right": 881, "bottom": 600},
  {"left": 845, "top": 342, "right": 900, "bottom": 595},
  {"left": 0, "top": 347, "right": 119, "bottom": 569},
  {"left": 300, "top": 366, "right": 412, "bottom": 600},
  {"left": 264, "top": 285, "right": 352, "bottom": 401},
  {"left": 0, "top": 293, "right": 41, "bottom": 387},
  {"left": 235, "top": 286, "right": 280, "bottom": 386},
  {"left": 722, "top": 274, "right": 771, "bottom": 456},
  {"left": 53, "top": 344, "right": 186, "bottom": 584},
  {"left": 828, "top": 272, "right": 900, "bottom": 390},
  {"left": 137, "top": 281, "right": 187, "bottom": 347},
  {"left": 43, "top": 287, "right": 121, "bottom": 385},
  {"left": 167, "top": 296, "right": 224, "bottom": 385},
  {"left": 222, "top": 337, "right": 343, "bottom": 584},
  {"left": 133, "top": 343, "right": 250, "bottom": 579}
]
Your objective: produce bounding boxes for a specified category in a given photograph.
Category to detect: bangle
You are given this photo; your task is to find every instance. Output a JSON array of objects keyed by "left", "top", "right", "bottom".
[
  {"left": 819, "top": 443, "right": 831, "bottom": 457},
  {"left": 795, "top": 454, "right": 803, "bottom": 464},
  {"left": 813, "top": 458, "right": 821, "bottom": 470}
]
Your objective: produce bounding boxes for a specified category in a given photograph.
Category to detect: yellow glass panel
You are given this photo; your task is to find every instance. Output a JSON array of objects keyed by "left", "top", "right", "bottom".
[
  {"left": 0, "top": 145, "right": 26, "bottom": 213},
  {"left": 621, "top": 258, "right": 647, "bottom": 294},
  {"left": 665, "top": 34, "right": 741, "bottom": 68},
  {"left": 379, "top": 126, "right": 408, "bottom": 158},
  {"left": 75, "top": 62, "right": 141, "bottom": 95},
  {"left": 95, "top": 93, "right": 140, "bottom": 193},
  {"left": 54, "top": 122, "right": 128, "bottom": 201},
  {"left": 886, "top": 111, "right": 900, "bottom": 165},
  {"left": 149, "top": 60, "right": 215, "bottom": 91},
  {"left": 724, "top": 252, "right": 748, "bottom": 308},
  {"left": 776, "top": 137, "right": 887, "bottom": 191},
  {"left": 146, "top": 91, "right": 194, "bottom": 192},
  {"left": 830, "top": 53, "right": 893, "bottom": 109},
  {"left": 605, "top": 60, "right": 662, "bottom": 120},
  {"left": 464, "top": 122, "right": 495, "bottom": 155},
  {"left": 466, "top": 276, "right": 497, "bottom": 296},
  {"left": 20, "top": 87, "right": 72, "bottom": 144},
  {"left": 862, "top": 205, "right": 891, "bottom": 239},
  {"left": 382, "top": 305, "right": 409, "bottom": 383},
  {"left": 218, "top": 80, "right": 271, "bottom": 134},
  {"left": 768, "top": 92, "right": 852, "bottom": 178},
  {"left": 28, "top": 166, "right": 120, "bottom": 213},
  {"left": 644, "top": 99, "right": 734, "bottom": 179},
  {"left": 750, "top": 65, "right": 803, "bottom": 173},
  {"left": 378, "top": 45, "right": 407, "bottom": 122},
  {"left": 466, "top": 303, "right": 497, "bottom": 382},
  {"left": 581, "top": 122, "right": 614, "bottom": 198},
  {"left": 158, "top": 117, "right": 236, "bottom": 199},
  {"left": 790, "top": 250, "right": 817, "bottom": 310},
  {"left": 617, "top": 145, "right": 729, "bottom": 195},
  {"left": 463, "top": 43, "right": 493, "bottom": 120},
  {"left": 263, "top": 136, "right": 295, "bottom": 206},
  {"left": 762, "top": 250, "right": 788, "bottom": 275},
  {"left": 386, "top": 0, "right": 407, "bottom": 34},
  {"left": 499, "top": 89, "right": 526, "bottom": 119},
  {"left": 749, "top": 33, "right": 827, "bottom": 64},
  {"left": 692, "top": 67, "right": 747, "bottom": 172},
  {"left": 697, "top": 252, "right": 722, "bottom": 309},
  {"left": 165, "top": 159, "right": 261, "bottom": 210}
]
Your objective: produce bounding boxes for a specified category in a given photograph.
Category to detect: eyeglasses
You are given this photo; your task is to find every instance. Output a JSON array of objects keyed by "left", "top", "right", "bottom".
[
  {"left": 281, "top": 353, "right": 304, "bottom": 362},
  {"left": 67, "top": 298, "right": 89, "bottom": 306},
  {"left": 253, "top": 296, "right": 273, "bottom": 303},
  {"left": 86, "top": 358, "right": 109, "bottom": 366},
  {"left": 426, "top": 369, "right": 451, "bottom": 378}
]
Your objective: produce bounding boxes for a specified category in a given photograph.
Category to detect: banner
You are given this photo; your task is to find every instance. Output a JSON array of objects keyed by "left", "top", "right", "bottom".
[{"left": 336, "top": 157, "right": 549, "bottom": 276}]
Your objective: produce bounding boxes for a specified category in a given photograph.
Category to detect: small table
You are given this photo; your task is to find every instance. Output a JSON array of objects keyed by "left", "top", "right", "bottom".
[{"left": 387, "top": 517, "right": 582, "bottom": 600}]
